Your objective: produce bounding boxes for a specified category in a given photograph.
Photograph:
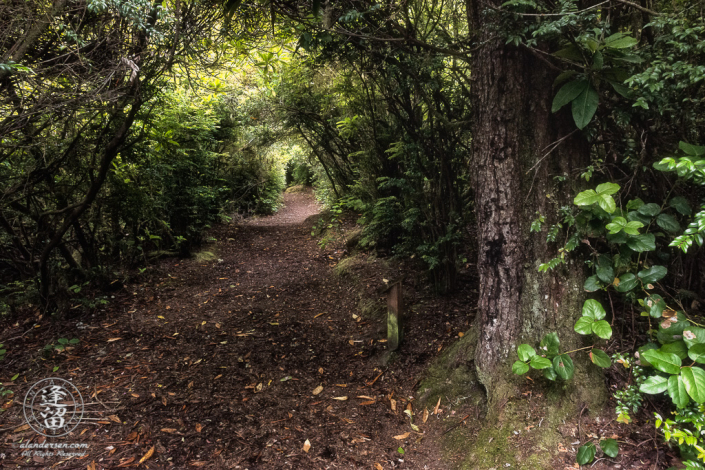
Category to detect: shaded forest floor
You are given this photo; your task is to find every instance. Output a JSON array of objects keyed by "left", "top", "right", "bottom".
[
  {"left": 0, "top": 190, "right": 682, "bottom": 469},
  {"left": 0, "top": 189, "right": 476, "bottom": 469}
]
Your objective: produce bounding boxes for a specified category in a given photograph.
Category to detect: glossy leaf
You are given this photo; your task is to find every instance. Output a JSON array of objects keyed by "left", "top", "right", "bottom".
[
  {"left": 530, "top": 356, "right": 553, "bottom": 370},
  {"left": 615, "top": 273, "right": 638, "bottom": 292},
  {"left": 688, "top": 344, "right": 705, "bottom": 364},
  {"left": 552, "top": 354, "right": 574, "bottom": 380},
  {"left": 599, "top": 438, "right": 619, "bottom": 458},
  {"left": 637, "top": 265, "right": 667, "bottom": 284},
  {"left": 656, "top": 213, "right": 680, "bottom": 233},
  {"left": 517, "top": 344, "right": 536, "bottom": 362},
  {"left": 512, "top": 361, "right": 530, "bottom": 375},
  {"left": 552, "top": 80, "right": 587, "bottom": 113},
  {"left": 641, "top": 349, "right": 682, "bottom": 374},
  {"left": 540, "top": 332, "right": 560, "bottom": 356},
  {"left": 590, "top": 348, "right": 612, "bottom": 368},
  {"left": 640, "top": 375, "right": 668, "bottom": 394},
  {"left": 681, "top": 366, "right": 705, "bottom": 403},
  {"left": 584, "top": 275, "right": 602, "bottom": 292},
  {"left": 627, "top": 233, "right": 656, "bottom": 252},
  {"left": 574, "top": 316, "right": 594, "bottom": 335},
  {"left": 576, "top": 442, "right": 596, "bottom": 465},
  {"left": 592, "top": 320, "right": 613, "bottom": 339},
  {"left": 571, "top": 84, "right": 599, "bottom": 130},
  {"left": 668, "top": 374, "right": 690, "bottom": 408},
  {"left": 582, "top": 299, "right": 606, "bottom": 320}
]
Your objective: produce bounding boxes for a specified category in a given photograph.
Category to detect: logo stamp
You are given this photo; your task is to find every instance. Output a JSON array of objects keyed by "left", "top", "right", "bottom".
[{"left": 23, "top": 378, "right": 84, "bottom": 437}]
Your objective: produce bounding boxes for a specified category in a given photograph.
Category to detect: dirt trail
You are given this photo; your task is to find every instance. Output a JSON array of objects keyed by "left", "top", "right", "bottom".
[{"left": 1, "top": 189, "right": 474, "bottom": 469}]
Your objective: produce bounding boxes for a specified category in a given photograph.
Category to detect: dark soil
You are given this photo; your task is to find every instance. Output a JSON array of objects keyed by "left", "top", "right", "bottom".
[
  {"left": 0, "top": 190, "right": 680, "bottom": 469},
  {"left": 0, "top": 189, "right": 476, "bottom": 469}
]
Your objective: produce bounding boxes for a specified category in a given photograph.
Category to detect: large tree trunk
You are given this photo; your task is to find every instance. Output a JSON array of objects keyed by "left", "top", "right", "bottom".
[{"left": 470, "top": 30, "right": 606, "bottom": 410}]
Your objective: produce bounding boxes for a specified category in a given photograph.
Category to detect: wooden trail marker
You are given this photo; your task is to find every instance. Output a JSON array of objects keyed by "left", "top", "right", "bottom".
[{"left": 386, "top": 281, "right": 403, "bottom": 351}]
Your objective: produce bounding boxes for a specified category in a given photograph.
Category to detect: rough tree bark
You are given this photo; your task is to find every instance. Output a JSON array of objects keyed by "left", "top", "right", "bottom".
[{"left": 470, "top": 12, "right": 607, "bottom": 411}]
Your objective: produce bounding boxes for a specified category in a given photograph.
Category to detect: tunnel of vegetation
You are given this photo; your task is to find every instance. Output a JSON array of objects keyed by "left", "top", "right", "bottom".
[{"left": 2, "top": 0, "right": 705, "bottom": 466}]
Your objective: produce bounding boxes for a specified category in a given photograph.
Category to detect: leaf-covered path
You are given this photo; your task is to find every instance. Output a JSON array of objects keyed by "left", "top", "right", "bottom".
[{"left": 1, "top": 189, "right": 475, "bottom": 469}]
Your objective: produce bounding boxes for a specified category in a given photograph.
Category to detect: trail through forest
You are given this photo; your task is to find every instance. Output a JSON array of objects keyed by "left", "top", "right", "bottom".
[{"left": 1, "top": 189, "right": 477, "bottom": 469}]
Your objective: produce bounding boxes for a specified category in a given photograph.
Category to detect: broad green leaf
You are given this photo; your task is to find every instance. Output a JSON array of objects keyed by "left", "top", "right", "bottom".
[
  {"left": 596, "top": 182, "right": 620, "bottom": 195},
  {"left": 626, "top": 198, "right": 644, "bottom": 210},
  {"left": 641, "top": 349, "right": 682, "bottom": 374},
  {"left": 596, "top": 266, "right": 614, "bottom": 283},
  {"left": 648, "top": 294, "right": 666, "bottom": 318},
  {"left": 540, "top": 332, "right": 560, "bottom": 356},
  {"left": 582, "top": 299, "right": 607, "bottom": 320},
  {"left": 605, "top": 36, "right": 638, "bottom": 49},
  {"left": 623, "top": 221, "right": 644, "bottom": 235},
  {"left": 584, "top": 275, "right": 602, "bottom": 292},
  {"left": 689, "top": 344, "right": 705, "bottom": 364},
  {"left": 552, "top": 80, "right": 588, "bottom": 113},
  {"left": 627, "top": 210, "right": 651, "bottom": 225},
  {"left": 683, "top": 327, "right": 705, "bottom": 348},
  {"left": 543, "top": 366, "right": 558, "bottom": 381},
  {"left": 571, "top": 84, "right": 599, "bottom": 130},
  {"left": 512, "top": 361, "right": 530, "bottom": 375},
  {"left": 603, "top": 32, "right": 627, "bottom": 43},
  {"left": 681, "top": 367, "right": 705, "bottom": 403},
  {"left": 627, "top": 234, "right": 656, "bottom": 252},
  {"left": 605, "top": 217, "right": 627, "bottom": 234},
  {"left": 592, "top": 50, "right": 604, "bottom": 69},
  {"left": 530, "top": 356, "right": 553, "bottom": 370},
  {"left": 660, "top": 341, "right": 688, "bottom": 360},
  {"left": 574, "top": 316, "right": 594, "bottom": 335},
  {"left": 599, "top": 438, "right": 619, "bottom": 458},
  {"left": 517, "top": 344, "right": 536, "bottom": 362},
  {"left": 640, "top": 375, "right": 668, "bottom": 394},
  {"left": 592, "top": 320, "right": 613, "bottom": 339},
  {"left": 554, "top": 45, "right": 584, "bottom": 62},
  {"left": 576, "top": 442, "right": 596, "bottom": 465},
  {"left": 637, "top": 203, "right": 660, "bottom": 217},
  {"left": 590, "top": 348, "right": 612, "bottom": 368},
  {"left": 598, "top": 194, "right": 616, "bottom": 213},
  {"left": 574, "top": 189, "right": 599, "bottom": 206},
  {"left": 638, "top": 266, "right": 667, "bottom": 284},
  {"left": 656, "top": 213, "right": 680, "bottom": 233},
  {"left": 679, "top": 141, "right": 705, "bottom": 156},
  {"left": 615, "top": 273, "right": 638, "bottom": 292},
  {"left": 638, "top": 343, "right": 660, "bottom": 367},
  {"left": 669, "top": 196, "right": 691, "bottom": 215},
  {"left": 552, "top": 354, "right": 574, "bottom": 380},
  {"left": 668, "top": 374, "right": 690, "bottom": 408}
]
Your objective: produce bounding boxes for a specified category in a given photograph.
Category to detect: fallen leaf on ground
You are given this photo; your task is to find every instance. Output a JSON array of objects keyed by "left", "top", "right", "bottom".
[
  {"left": 195, "top": 423, "right": 202, "bottom": 432},
  {"left": 107, "top": 338, "right": 122, "bottom": 342},
  {"left": 13, "top": 424, "right": 29, "bottom": 433},
  {"left": 312, "top": 385, "right": 323, "bottom": 395},
  {"left": 332, "top": 396, "right": 348, "bottom": 401},
  {"left": 375, "top": 464, "right": 383, "bottom": 470},
  {"left": 390, "top": 398, "right": 396, "bottom": 411},
  {"left": 108, "top": 415, "right": 121, "bottom": 423},
  {"left": 393, "top": 432, "right": 410, "bottom": 440},
  {"left": 422, "top": 408, "right": 429, "bottom": 423},
  {"left": 161, "top": 428, "right": 177, "bottom": 433},
  {"left": 433, "top": 397, "right": 441, "bottom": 415},
  {"left": 138, "top": 446, "right": 155, "bottom": 464},
  {"left": 303, "top": 439, "right": 311, "bottom": 453}
]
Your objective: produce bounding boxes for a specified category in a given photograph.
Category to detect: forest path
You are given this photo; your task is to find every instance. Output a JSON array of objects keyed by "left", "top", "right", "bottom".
[{"left": 1, "top": 188, "right": 468, "bottom": 469}]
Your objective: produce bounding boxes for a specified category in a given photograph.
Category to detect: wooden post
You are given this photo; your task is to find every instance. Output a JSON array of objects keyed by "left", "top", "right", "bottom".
[{"left": 387, "top": 281, "right": 403, "bottom": 351}]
